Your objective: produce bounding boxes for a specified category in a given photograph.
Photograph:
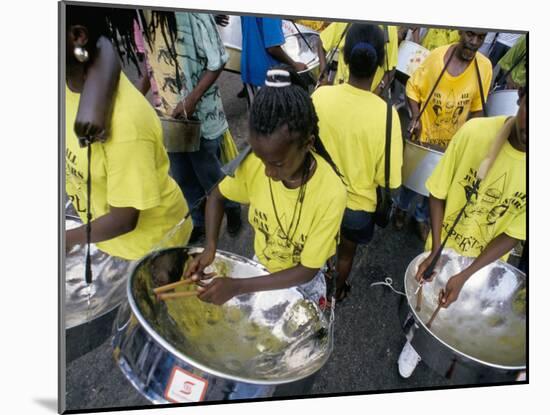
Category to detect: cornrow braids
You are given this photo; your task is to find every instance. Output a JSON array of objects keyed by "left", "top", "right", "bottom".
[{"left": 250, "top": 66, "right": 344, "bottom": 181}]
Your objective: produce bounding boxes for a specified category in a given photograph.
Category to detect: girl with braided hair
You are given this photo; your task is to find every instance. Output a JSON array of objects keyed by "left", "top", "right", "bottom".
[
  {"left": 65, "top": 5, "right": 192, "bottom": 259},
  {"left": 185, "top": 67, "right": 347, "bottom": 306},
  {"left": 312, "top": 24, "right": 404, "bottom": 301}
]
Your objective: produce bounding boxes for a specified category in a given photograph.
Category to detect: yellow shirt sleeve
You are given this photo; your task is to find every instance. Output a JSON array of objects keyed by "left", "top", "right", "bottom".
[
  {"left": 218, "top": 157, "right": 251, "bottom": 205},
  {"left": 300, "top": 187, "right": 347, "bottom": 269},
  {"left": 405, "top": 54, "right": 432, "bottom": 104},
  {"left": 105, "top": 138, "right": 162, "bottom": 210},
  {"left": 504, "top": 209, "right": 526, "bottom": 241},
  {"left": 319, "top": 22, "right": 344, "bottom": 51}
]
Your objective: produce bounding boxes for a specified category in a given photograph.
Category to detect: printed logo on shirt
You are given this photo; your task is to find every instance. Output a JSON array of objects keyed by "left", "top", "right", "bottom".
[
  {"left": 252, "top": 208, "right": 306, "bottom": 265},
  {"left": 427, "top": 89, "right": 471, "bottom": 146},
  {"left": 443, "top": 168, "right": 527, "bottom": 255}
]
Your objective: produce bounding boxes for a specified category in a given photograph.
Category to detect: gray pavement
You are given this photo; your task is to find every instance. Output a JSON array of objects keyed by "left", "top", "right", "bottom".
[{"left": 64, "top": 70, "right": 468, "bottom": 411}]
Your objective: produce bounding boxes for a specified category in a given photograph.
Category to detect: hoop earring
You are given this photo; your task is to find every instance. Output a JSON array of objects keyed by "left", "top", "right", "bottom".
[{"left": 74, "top": 46, "right": 89, "bottom": 63}]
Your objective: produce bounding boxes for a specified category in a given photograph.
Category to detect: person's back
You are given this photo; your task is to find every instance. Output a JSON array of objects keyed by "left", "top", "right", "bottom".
[
  {"left": 313, "top": 84, "right": 401, "bottom": 211},
  {"left": 66, "top": 73, "right": 192, "bottom": 260},
  {"left": 240, "top": 16, "right": 285, "bottom": 86}
]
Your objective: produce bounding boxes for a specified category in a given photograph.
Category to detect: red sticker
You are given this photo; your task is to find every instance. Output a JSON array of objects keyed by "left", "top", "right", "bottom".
[{"left": 164, "top": 366, "right": 209, "bottom": 403}]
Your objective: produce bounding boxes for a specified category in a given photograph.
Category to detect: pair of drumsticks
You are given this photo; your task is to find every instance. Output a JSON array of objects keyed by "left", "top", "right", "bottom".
[{"left": 153, "top": 271, "right": 216, "bottom": 301}]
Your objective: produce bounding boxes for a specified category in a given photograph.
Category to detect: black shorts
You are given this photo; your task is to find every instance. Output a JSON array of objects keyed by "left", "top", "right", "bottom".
[{"left": 340, "top": 208, "right": 375, "bottom": 245}]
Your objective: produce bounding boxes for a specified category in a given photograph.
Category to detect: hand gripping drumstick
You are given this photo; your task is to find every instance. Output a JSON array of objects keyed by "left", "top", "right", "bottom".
[{"left": 420, "top": 116, "right": 516, "bottom": 283}]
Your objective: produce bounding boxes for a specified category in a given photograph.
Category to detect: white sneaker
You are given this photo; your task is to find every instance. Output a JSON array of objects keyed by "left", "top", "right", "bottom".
[{"left": 398, "top": 340, "right": 421, "bottom": 378}]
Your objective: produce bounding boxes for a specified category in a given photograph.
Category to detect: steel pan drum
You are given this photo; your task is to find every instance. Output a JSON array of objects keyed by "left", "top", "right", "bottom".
[
  {"left": 400, "top": 249, "right": 526, "bottom": 381},
  {"left": 402, "top": 139, "right": 444, "bottom": 197},
  {"left": 486, "top": 89, "right": 520, "bottom": 117},
  {"left": 397, "top": 40, "right": 430, "bottom": 78},
  {"left": 112, "top": 247, "right": 331, "bottom": 403},
  {"left": 217, "top": 15, "right": 242, "bottom": 73},
  {"left": 65, "top": 211, "right": 132, "bottom": 361}
]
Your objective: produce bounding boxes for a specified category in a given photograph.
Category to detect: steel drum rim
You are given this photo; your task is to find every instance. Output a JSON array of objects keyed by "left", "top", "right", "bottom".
[
  {"left": 404, "top": 250, "right": 526, "bottom": 371},
  {"left": 125, "top": 246, "right": 331, "bottom": 385},
  {"left": 65, "top": 215, "right": 130, "bottom": 329},
  {"left": 404, "top": 139, "right": 444, "bottom": 156}
]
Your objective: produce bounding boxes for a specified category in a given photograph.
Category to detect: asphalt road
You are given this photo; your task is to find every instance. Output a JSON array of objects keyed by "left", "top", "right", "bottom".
[{"left": 64, "top": 70, "right": 486, "bottom": 412}]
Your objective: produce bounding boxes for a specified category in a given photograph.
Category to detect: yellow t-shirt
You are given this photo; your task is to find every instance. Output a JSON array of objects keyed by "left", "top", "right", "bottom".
[
  {"left": 65, "top": 73, "right": 192, "bottom": 260},
  {"left": 219, "top": 152, "right": 347, "bottom": 273},
  {"left": 421, "top": 29, "right": 461, "bottom": 51},
  {"left": 320, "top": 23, "right": 398, "bottom": 91},
  {"left": 406, "top": 44, "right": 492, "bottom": 148},
  {"left": 312, "top": 83, "right": 403, "bottom": 211},
  {"left": 425, "top": 116, "right": 526, "bottom": 258}
]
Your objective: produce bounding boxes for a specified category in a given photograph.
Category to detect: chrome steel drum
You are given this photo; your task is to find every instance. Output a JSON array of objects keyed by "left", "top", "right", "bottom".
[
  {"left": 487, "top": 89, "right": 520, "bottom": 117},
  {"left": 65, "top": 208, "right": 132, "bottom": 361},
  {"left": 113, "top": 247, "right": 331, "bottom": 403},
  {"left": 397, "top": 40, "right": 430, "bottom": 78},
  {"left": 400, "top": 249, "right": 526, "bottom": 381},
  {"left": 402, "top": 139, "right": 444, "bottom": 197},
  {"left": 217, "top": 15, "right": 242, "bottom": 73},
  {"left": 218, "top": 16, "right": 320, "bottom": 80}
]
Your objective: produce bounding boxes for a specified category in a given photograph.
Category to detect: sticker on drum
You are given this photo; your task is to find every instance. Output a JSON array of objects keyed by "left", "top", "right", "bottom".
[
  {"left": 397, "top": 40, "right": 430, "bottom": 77},
  {"left": 164, "top": 366, "right": 208, "bottom": 403}
]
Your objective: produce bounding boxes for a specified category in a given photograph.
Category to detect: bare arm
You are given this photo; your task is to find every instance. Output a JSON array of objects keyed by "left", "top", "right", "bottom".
[
  {"left": 75, "top": 36, "right": 121, "bottom": 141},
  {"left": 66, "top": 206, "right": 139, "bottom": 251},
  {"left": 317, "top": 41, "right": 329, "bottom": 85},
  {"left": 407, "top": 97, "right": 422, "bottom": 139},
  {"left": 415, "top": 195, "right": 446, "bottom": 281},
  {"left": 184, "top": 186, "right": 226, "bottom": 277},
  {"left": 197, "top": 264, "right": 319, "bottom": 305},
  {"left": 266, "top": 45, "right": 308, "bottom": 72},
  {"left": 440, "top": 233, "right": 519, "bottom": 307},
  {"left": 469, "top": 110, "right": 484, "bottom": 119},
  {"left": 172, "top": 67, "right": 224, "bottom": 119}
]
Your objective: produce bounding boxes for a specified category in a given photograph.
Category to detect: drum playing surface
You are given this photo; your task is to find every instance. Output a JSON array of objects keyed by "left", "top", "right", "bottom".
[
  {"left": 404, "top": 249, "right": 526, "bottom": 368},
  {"left": 130, "top": 247, "right": 331, "bottom": 383}
]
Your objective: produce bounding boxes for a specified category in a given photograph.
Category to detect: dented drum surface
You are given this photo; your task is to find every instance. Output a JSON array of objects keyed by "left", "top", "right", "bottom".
[
  {"left": 400, "top": 249, "right": 526, "bottom": 382},
  {"left": 112, "top": 247, "right": 331, "bottom": 403}
]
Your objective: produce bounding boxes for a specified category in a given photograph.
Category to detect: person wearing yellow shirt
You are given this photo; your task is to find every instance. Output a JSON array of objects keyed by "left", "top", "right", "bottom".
[
  {"left": 65, "top": 6, "right": 192, "bottom": 260},
  {"left": 312, "top": 24, "right": 403, "bottom": 301},
  {"left": 420, "top": 28, "right": 461, "bottom": 51},
  {"left": 398, "top": 88, "right": 526, "bottom": 378},
  {"left": 394, "top": 30, "right": 492, "bottom": 241},
  {"left": 185, "top": 67, "right": 347, "bottom": 306},
  {"left": 317, "top": 22, "right": 398, "bottom": 97}
]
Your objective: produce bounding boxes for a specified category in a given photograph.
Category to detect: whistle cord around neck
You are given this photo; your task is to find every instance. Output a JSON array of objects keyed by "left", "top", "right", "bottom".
[
  {"left": 85, "top": 142, "right": 93, "bottom": 285},
  {"left": 268, "top": 153, "right": 312, "bottom": 246}
]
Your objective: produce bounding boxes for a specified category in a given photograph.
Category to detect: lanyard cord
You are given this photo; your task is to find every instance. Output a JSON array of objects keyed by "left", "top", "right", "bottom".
[
  {"left": 268, "top": 153, "right": 312, "bottom": 245},
  {"left": 85, "top": 142, "right": 93, "bottom": 284}
]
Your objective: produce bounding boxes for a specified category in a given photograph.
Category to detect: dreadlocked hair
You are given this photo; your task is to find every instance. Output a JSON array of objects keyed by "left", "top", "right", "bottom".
[
  {"left": 139, "top": 10, "right": 183, "bottom": 91},
  {"left": 66, "top": 5, "right": 142, "bottom": 75},
  {"left": 250, "top": 65, "right": 344, "bottom": 181}
]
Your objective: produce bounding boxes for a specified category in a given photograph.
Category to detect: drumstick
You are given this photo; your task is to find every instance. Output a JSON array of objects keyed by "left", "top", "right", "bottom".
[
  {"left": 153, "top": 272, "right": 217, "bottom": 294},
  {"left": 157, "top": 291, "right": 198, "bottom": 300},
  {"left": 153, "top": 278, "right": 194, "bottom": 294},
  {"left": 426, "top": 303, "right": 443, "bottom": 329},
  {"left": 415, "top": 284, "right": 423, "bottom": 312}
]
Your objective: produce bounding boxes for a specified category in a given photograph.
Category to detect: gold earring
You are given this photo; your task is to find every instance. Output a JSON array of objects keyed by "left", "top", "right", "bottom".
[{"left": 73, "top": 46, "right": 89, "bottom": 63}]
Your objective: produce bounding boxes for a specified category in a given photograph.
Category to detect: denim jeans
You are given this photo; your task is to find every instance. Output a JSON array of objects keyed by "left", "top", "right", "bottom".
[
  {"left": 168, "top": 135, "right": 240, "bottom": 228},
  {"left": 395, "top": 187, "right": 429, "bottom": 223}
]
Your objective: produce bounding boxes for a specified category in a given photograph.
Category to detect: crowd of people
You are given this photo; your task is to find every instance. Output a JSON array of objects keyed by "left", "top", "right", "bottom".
[{"left": 64, "top": 4, "right": 527, "bottom": 388}]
